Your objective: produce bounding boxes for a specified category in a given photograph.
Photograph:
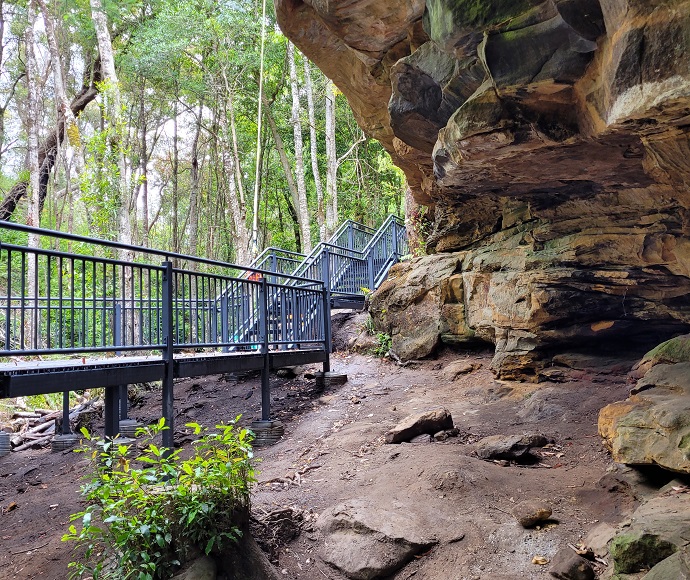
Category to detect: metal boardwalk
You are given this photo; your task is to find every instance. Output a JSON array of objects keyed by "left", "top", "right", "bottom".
[{"left": 0, "top": 216, "right": 407, "bottom": 448}]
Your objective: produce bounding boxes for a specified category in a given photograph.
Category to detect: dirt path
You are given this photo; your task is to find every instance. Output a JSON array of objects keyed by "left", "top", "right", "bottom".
[{"left": 0, "top": 349, "right": 645, "bottom": 579}]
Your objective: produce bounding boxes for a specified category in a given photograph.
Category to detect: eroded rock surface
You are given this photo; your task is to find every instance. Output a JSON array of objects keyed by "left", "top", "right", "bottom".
[
  {"left": 275, "top": 0, "right": 690, "bottom": 377},
  {"left": 599, "top": 362, "right": 690, "bottom": 473}
]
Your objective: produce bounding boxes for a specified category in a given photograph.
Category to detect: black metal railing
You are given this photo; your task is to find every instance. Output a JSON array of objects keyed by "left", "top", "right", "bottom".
[
  {"left": 0, "top": 221, "right": 327, "bottom": 357},
  {"left": 0, "top": 215, "right": 407, "bottom": 449}
]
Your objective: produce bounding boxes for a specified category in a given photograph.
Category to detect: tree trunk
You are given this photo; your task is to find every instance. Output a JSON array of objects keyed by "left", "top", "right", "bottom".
[
  {"left": 187, "top": 102, "right": 204, "bottom": 260},
  {"left": 36, "top": 0, "right": 79, "bottom": 150},
  {"left": 303, "top": 59, "right": 325, "bottom": 241},
  {"left": 263, "top": 96, "right": 303, "bottom": 251},
  {"left": 325, "top": 80, "right": 337, "bottom": 238},
  {"left": 89, "top": 0, "right": 132, "bottom": 254},
  {"left": 0, "top": 58, "right": 100, "bottom": 221},
  {"left": 216, "top": 95, "right": 251, "bottom": 265},
  {"left": 139, "top": 80, "right": 149, "bottom": 246},
  {"left": 24, "top": 0, "right": 41, "bottom": 347},
  {"left": 287, "top": 42, "right": 312, "bottom": 253},
  {"left": 172, "top": 94, "right": 179, "bottom": 255}
]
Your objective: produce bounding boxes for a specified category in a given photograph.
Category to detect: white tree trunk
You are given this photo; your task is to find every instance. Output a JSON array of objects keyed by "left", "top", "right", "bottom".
[
  {"left": 25, "top": 0, "right": 41, "bottom": 347},
  {"left": 288, "top": 42, "right": 312, "bottom": 254},
  {"left": 217, "top": 104, "right": 251, "bottom": 265},
  {"left": 89, "top": 0, "right": 132, "bottom": 253},
  {"left": 325, "top": 80, "right": 337, "bottom": 238},
  {"left": 303, "top": 59, "right": 326, "bottom": 241},
  {"left": 36, "top": 0, "right": 79, "bottom": 153}
]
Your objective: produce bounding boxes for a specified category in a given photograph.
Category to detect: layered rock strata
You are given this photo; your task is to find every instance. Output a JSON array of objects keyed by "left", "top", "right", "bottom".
[{"left": 275, "top": 0, "right": 690, "bottom": 376}]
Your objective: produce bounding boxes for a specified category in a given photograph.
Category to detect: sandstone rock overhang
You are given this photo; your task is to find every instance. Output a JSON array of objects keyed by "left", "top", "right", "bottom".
[{"left": 275, "top": 1, "right": 690, "bottom": 376}]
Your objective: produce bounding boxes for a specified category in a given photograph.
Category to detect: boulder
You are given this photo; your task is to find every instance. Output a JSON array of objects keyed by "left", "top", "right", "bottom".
[
  {"left": 512, "top": 499, "right": 552, "bottom": 528},
  {"left": 607, "top": 481, "right": 690, "bottom": 575},
  {"left": 317, "top": 499, "right": 437, "bottom": 580},
  {"left": 385, "top": 408, "right": 454, "bottom": 444},
  {"left": 631, "top": 334, "right": 690, "bottom": 378},
  {"left": 609, "top": 532, "right": 678, "bottom": 574},
  {"left": 599, "top": 363, "right": 690, "bottom": 473},
  {"left": 474, "top": 433, "right": 548, "bottom": 461},
  {"left": 548, "top": 547, "right": 595, "bottom": 580}
]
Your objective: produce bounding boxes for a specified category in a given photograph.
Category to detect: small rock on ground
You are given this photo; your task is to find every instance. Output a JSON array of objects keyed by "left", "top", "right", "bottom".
[
  {"left": 549, "top": 547, "right": 594, "bottom": 580},
  {"left": 385, "top": 408, "right": 454, "bottom": 444},
  {"left": 512, "top": 499, "right": 552, "bottom": 528},
  {"left": 440, "top": 360, "right": 481, "bottom": 381},
  {"left": 475, "top": 432, "right": 548, "bottom": 460}
]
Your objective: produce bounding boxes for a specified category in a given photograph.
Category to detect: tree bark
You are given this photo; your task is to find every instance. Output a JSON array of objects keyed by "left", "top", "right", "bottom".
[
  {"left": 25, "top": 0, "right": 40, "bottom": 347},
  {"left": 325, "top": 81, "right": 337, "bottom": 238},
  {"left": 287, "top": 42, "right": 312, "bottom": 253}
]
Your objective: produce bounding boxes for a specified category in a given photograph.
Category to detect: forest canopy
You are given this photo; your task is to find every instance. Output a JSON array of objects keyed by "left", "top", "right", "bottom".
[{"left": 0, "top": 0, "right": 405, "bottom": 264}]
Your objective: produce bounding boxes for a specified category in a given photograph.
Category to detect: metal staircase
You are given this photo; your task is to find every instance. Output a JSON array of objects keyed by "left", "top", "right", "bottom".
[{"left": 251, "top": 214, "right": 408, "bottom": 308}]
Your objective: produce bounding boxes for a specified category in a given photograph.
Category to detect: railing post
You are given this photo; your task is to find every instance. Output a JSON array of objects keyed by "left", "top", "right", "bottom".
[
  {"left": 221, "top": 294, "right": 229, "bottom": 353},
  {"left": 347, "top": 222, "right": 354, "bottom": 250},
  {"left": 322, "top": 284, "right": 331, "bottom": 373},
  {"left": 259, "top": 277, "right": 271, "bottom": 421},
  {"left": 367, "top": 251, "right": 375, "bottom": 293},
  {"left": 392, "top": 220, "right": 399, "bottom": 257},
  {"left": 321, "top": 246, "right": 332, "bottom": 372},
  {"left": 161, "top": 261, "right": 175, "bottom": 453},
  {"left": 113, "top": 304, "right": 128, "bottom": 421},
  {"left": 270, "top": 251, "right": 277, "bottom": 284},
  {"left": 322, "top": 245, "right": 331, "bottom": 292}
]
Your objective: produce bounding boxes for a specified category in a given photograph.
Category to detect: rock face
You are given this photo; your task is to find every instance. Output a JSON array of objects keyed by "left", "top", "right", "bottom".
[
  {"left": 275, "top": 1, "right": 690, "bottom": 378},
  {"left": 599, "top": 362, "right": 690, "bottom": 473}
]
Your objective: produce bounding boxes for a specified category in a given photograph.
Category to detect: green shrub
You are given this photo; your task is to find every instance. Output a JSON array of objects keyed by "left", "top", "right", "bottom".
[
  {"left": 63, "top": 417, "right": 255, "bottom": 579},
  {"left": 373, "top": 332, "right": 392, "bottom": 357}
]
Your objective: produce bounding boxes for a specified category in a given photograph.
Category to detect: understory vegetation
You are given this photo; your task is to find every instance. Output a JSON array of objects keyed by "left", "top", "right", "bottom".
[{"left": 63, "top": 418, "right": 255, "bottom": 580}]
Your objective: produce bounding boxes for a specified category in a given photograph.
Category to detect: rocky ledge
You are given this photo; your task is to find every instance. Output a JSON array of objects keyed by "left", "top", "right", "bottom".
[{"left": 276, "top": 0, "right": 690, "bottom": 377}]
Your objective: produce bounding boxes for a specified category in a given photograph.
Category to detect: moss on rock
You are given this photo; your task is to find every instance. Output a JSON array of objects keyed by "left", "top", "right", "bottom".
[{"left": 610, "top": 531, "right": 678, "bottom": 574}]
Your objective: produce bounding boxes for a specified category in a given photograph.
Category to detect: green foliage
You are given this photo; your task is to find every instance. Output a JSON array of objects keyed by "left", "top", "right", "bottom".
[
  {"left": 373, "top": 332, "right": 392, "bottom": 357},
  {"left": 409, "top": 205, "right": 432, "bottom": 256},
  {"left": 363, "top": 315, "right": 376, "bottom": 336},
  {"left": 63, "top": 417, "right": 255, "bottom": 580}
]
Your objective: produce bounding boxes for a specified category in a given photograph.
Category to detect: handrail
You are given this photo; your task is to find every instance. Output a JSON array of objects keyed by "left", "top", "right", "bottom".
[{"left": 0, "top": 220, "right": 323, "bottom": 286}]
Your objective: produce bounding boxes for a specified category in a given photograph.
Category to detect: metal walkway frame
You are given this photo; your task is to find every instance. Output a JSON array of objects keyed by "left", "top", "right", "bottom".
[{"left": 0, "top": 215, "right": 406, "bottom": 449}]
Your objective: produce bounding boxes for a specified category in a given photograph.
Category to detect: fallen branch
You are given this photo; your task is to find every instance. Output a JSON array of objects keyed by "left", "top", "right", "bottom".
[{"left": 13, "top": 433, "right": 53, "bottom": 452}]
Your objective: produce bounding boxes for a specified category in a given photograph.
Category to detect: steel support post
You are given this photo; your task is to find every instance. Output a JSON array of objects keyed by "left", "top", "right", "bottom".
[
  {"left": 259, "top": 277, "right": 271, "bottom": 421},
  {"left": 104, "top": 386, "right": 119, "bottom": 438},
  {"left": 322, "top": 246, "right": 332, "bottom": 373},
  {"left": 61, "top": 390, "right": 72, "bottom": 435},
  {"left": 161, "top": 261, "right": 175, "bottom": 453}
]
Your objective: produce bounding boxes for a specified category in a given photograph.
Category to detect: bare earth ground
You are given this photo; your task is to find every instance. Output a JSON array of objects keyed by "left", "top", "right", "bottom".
[{"left": 0, "top": 347, "right": 660, "bottom": 579}]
